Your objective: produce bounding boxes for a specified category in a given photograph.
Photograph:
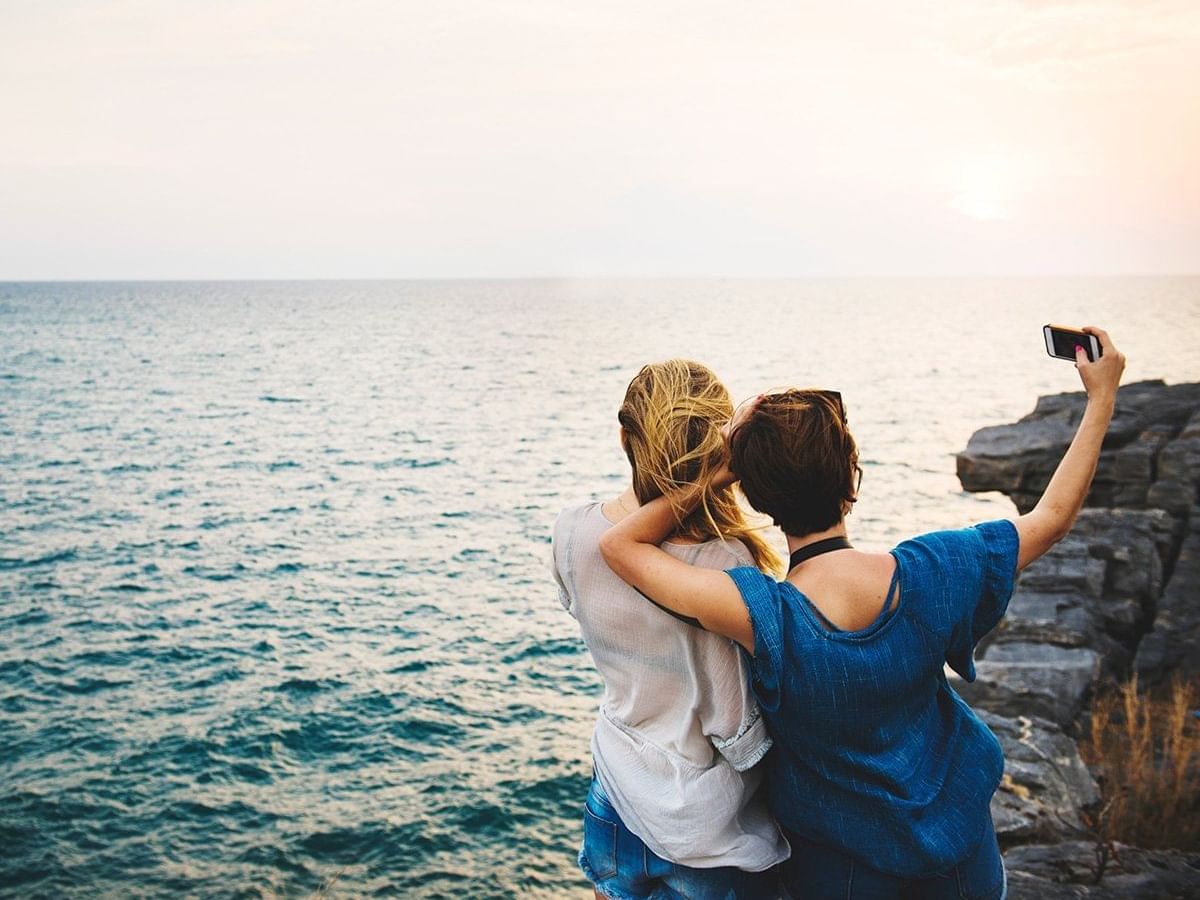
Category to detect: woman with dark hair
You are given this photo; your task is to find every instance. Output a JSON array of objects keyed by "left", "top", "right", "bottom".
[{"left": 599, "top": 328, "right": 1125, "bottom": 899}]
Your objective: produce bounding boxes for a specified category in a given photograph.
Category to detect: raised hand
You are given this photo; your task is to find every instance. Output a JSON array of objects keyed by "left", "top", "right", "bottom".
[{"left": 1074, "top": 326, "right": 1125, "bottom": 402}]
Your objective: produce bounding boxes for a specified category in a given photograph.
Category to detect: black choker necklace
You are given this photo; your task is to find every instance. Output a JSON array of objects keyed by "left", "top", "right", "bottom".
[{"left": 788, "top": 536, "right": 852, "bottom": 571}]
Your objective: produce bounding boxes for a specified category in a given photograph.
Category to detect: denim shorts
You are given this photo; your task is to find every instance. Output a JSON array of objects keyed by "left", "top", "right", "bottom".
[
  {"left": 780, "top": 817, "right": 1006, "bottom": 900},
  {"left": 578, "top": 774, "right": 781, "bottom": 900}
]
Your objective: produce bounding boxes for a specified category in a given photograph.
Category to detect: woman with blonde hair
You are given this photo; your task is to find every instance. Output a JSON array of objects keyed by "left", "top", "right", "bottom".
[{"left": 551, "top": 359, "right": 788, "bottom": 899}]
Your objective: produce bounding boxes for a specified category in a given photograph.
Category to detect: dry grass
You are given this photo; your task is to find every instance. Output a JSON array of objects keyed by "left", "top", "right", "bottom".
[{"left": 1083, "top": 675, "right": 1200, "bottom": 850}]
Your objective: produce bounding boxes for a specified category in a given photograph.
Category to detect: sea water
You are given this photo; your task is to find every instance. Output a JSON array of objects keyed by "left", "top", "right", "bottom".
[{"left": 2, "top": 278, "right": 1197, "bottom": 897}]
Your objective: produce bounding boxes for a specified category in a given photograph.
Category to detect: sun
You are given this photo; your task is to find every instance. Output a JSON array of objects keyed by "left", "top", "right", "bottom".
[{"left": 949, "top": 154, "right": 1016, "bottom": 221}]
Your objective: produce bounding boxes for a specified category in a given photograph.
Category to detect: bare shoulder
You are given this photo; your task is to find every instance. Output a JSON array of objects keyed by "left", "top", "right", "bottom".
[
  {"left": 827, "top": 548, "right": 895, "bottom": 580},
  {"left": 859, "top": 550, "right": 901, "bottom": 612},
  {"left": 791, "top": 549, "right": 899, "bottom": 630},
  {"left": 844, "top": 550, "right": 898, "bottom": 595},
  {"left": 872, "top": 549, "right": 899, "bottom": 576},
  {"left": 790, "top": 548, "right": 891, "bottom": 588}
]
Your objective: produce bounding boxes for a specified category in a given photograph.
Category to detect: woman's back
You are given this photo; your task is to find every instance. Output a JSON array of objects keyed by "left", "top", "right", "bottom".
[
  {"left": 783, "top": 547, "right": 899, "bottom": 631},
  {"left": 727, "top": 519, "right": 1020, "bottom": 877},
  {"left": 553, "top": 500, "right": 788, "bottom": 870}
]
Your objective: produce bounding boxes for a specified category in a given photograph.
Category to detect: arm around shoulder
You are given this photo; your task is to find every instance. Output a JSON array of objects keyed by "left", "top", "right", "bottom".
[{"left": 598, "top": 496, "right": 757, "bottom": 652}]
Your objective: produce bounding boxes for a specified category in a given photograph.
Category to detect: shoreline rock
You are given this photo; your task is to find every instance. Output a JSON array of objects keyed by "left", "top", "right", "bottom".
[
  {"left": 1005, "top": 842, "right": 1200, "bottom": 900},
  {"left": 956, "top": 380, "right": 1200, "bottom": 895},
  {"left": 1135, "top": 504, "right": 1200, "bottom": 687},
  {"left": 957, "top": 380, "right": 1200, "bottom": 517},
  {"left": 983, "top": 711, "right": 1099, "bottom": 844}
]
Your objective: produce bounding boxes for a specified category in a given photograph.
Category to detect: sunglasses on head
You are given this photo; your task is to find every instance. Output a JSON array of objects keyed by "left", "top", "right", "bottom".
[
  {"left": 812, "top": 389, "right": 846, "bottom": 424},
  {"left": 771, "top": 388, "right": 848, "bottom": 424}
]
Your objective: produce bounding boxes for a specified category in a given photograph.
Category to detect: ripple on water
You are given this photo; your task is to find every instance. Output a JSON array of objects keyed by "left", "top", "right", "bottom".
[
  {"left": 3, "top": 606, "right": 53, "bottom": 627},
  {"left": 274, "top": 677, "right": 340, "bottom": 694},
  {"left": 500, "top": 637, "right": 584, "bottom": 664},
  {"left": 300, "top": 818, "right": 463, "bottom": 867},
  {"left": 0, "top": 549, "right": 78, "bottom": 569}
]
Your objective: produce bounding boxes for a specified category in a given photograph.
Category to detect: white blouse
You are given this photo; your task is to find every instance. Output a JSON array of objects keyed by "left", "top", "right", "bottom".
[{"left": 552, "top": 501, "right": 789, "bottom": 870}]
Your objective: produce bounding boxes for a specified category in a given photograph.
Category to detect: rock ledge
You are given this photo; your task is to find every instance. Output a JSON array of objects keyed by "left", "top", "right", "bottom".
[{"left": 956, "top": 380, "right": 1200, "bottom": 896}]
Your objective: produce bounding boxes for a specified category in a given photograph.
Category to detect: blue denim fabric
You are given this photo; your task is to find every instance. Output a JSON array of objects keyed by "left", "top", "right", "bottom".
[
  {"left": 726, "top": 519, "right": 1020, "bottom": 879},
  {"left": 578, "top": 775, "right": 781, "bottom": 900},
  {"left": 781, "top": 816, "right": 1006, "bottom": 900}
]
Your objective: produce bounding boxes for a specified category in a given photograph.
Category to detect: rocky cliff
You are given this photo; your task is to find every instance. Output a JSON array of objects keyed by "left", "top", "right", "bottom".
[{"left": 954, "top": 380, "right": 1200, "bottom": 898}]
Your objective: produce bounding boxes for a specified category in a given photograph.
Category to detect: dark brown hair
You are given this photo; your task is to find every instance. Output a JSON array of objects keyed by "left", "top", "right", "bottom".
[{"left": 728, "top": 389, "right": 860, "bottom": 538}]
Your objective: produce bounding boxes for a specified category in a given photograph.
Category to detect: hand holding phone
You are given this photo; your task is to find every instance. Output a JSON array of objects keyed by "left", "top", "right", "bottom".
[
  {"left": 1044, "top": 324, "right": 1102, "bottom": 362},
  {"left": 1050, "top": 325, "right": 1125, "bottom": 403}
]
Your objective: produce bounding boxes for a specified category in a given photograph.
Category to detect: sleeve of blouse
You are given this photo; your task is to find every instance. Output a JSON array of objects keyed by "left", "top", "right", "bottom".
[
  {"left": 696, "top": 544, "right": 773, "bottom": 771},
  {"left": 549, "top": 510, "right": 574, "bottom": 617},
  {"left": 724, "top": 565, "right": 784, "bottom": 710},
  {"left": 708, "top": 649, "right": 773, "bottom": 771},
  {"left": 900, "top": 518, "right": 1020, "bottom": 681}
]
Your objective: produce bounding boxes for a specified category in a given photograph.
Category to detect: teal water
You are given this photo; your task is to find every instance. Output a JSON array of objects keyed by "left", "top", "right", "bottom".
[{"left": 1, "top": 279, "right": 1197, "bottom": 897}]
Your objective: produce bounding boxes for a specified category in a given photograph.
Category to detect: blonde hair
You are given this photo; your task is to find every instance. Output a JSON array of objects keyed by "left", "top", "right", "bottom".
[{"left": 617, "top": 359, "right": 782, "bottom": 575}]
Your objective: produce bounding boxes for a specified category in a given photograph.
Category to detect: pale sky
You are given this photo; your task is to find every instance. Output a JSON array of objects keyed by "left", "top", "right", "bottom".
[{"left": 1, "top": 0, "right": 1198, "bottom": 278}]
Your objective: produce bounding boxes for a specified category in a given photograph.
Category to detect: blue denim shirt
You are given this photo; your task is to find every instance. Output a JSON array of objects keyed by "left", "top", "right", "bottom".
[{"left": 726, "top": 518, "right": 1020, "bottom": 878}]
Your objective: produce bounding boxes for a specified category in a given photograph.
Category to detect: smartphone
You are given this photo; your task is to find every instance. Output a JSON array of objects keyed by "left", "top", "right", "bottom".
[{"left": 1043, "top": 324, "right": 1102, "bottom": 363}]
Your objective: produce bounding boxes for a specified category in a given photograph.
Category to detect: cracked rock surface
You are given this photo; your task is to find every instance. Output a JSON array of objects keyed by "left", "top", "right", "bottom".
[{"left": 955, "top": 381, "right": 1200, "bottom": 896}]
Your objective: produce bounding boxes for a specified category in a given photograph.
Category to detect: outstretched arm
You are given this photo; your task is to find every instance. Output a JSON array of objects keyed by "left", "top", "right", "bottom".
[
  {"left": 1011, "top": 326, "right": 1126, "bottom": 570},
  {"left": 598, "top": 474, "right": 756, "bottom": 652}
]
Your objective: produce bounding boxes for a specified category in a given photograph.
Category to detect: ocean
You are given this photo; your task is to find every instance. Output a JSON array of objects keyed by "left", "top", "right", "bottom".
[{"left": 2, "top": 278, "right": 1198, "bottom": 898}]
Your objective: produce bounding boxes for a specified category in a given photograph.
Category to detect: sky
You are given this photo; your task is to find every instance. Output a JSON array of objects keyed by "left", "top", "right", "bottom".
[{"left": 1, "top": 0, "right": 1198, "bottom": 279}]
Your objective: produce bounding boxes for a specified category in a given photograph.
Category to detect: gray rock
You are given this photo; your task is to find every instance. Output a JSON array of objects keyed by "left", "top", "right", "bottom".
[
  {"left": 991, "top": 590, "right": 1095, "bottom": 648},
  {"left": 1004, "top": 841, "right": 1200, "bottom": 899},
  {"left": 1009, "top": 491, "right": 1042, "bottom": 514},
  {"left": 957, "top": 419, "right": 1078, "bottom": 506},
  {"left": 982, "top": 712, "right": 1099, "bottom": 844},
  {"left": 953, "top": 643, "right": 1101, "bottom": 727},
  {"left": 1147, "top": 479, "right": 1194, "bottom": 518},
  {"left": 1069, "top": 509, "right": 1181, "bottom": 654},
  {"left": 1017, "top": 538, "right": 1107, "bottom": 598},
  {"left": 1135, "top": 505, "right": 1200, "bottom": 687},
  {"left": 1000, "top": 536, "right": 1139, "bottom": 671},
  {"left": 1093, "top": 426, "right": 1173, "bottom": 508},
  {"left": 1005, "top": 870, "right": 1094, "bottom": 899},
  {"left": 1113, "top": 426, "right": 1173, "bottom": 484},
  {"left": 1072, "top": 508, "right": 1178, "bottom": 589},
  {"left": 1157, "top": 409, "right": 1200, "bottom": 489},
  {"left": 965, "top": 434, "right": 1187, "bottom": 690},
  {"left": 957, "top": 381, "right": 1200, "bottom": 513},
  {"left": 954, "top": 382, "right": 1200, "bottom": 892},
  {"left": 1103, "top": 381, "right": 1200, "bottom": 445},
  {"left": 1006, "top": 841, "right": 1104, "bottom": 881},
  {"left": 1030, "top": 390, "right": 1089, "bottom": 422},
  {"left": 982, "top": 589, "right": 1131, "bottom": 677}
]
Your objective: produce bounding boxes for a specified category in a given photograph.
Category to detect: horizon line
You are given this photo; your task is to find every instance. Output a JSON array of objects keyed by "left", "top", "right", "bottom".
[{"left": 3, "top": 272, "right": 1199, "bottom": 284}]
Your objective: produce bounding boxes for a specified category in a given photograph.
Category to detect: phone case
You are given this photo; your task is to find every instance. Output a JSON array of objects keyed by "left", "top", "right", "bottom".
[{"left": 1044, "top": 324, "right": 1101, "bottom": 362}]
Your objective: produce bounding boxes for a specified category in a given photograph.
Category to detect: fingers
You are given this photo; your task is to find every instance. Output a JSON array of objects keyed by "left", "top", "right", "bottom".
[
  {"left": 1082, "top": 326, "right": 1126, "bottom": 370},
  {"left": 1082, "top": 325, "right": 1112, "bottom": 351},
  {"left": 1077, "top": 326, "right": 1126, "bottom": 395}
]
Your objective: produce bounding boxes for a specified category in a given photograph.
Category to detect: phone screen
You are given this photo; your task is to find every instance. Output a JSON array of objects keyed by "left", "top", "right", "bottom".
[{"left": 1046, "top": 326, "right": 1100, "bottom": 362}]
